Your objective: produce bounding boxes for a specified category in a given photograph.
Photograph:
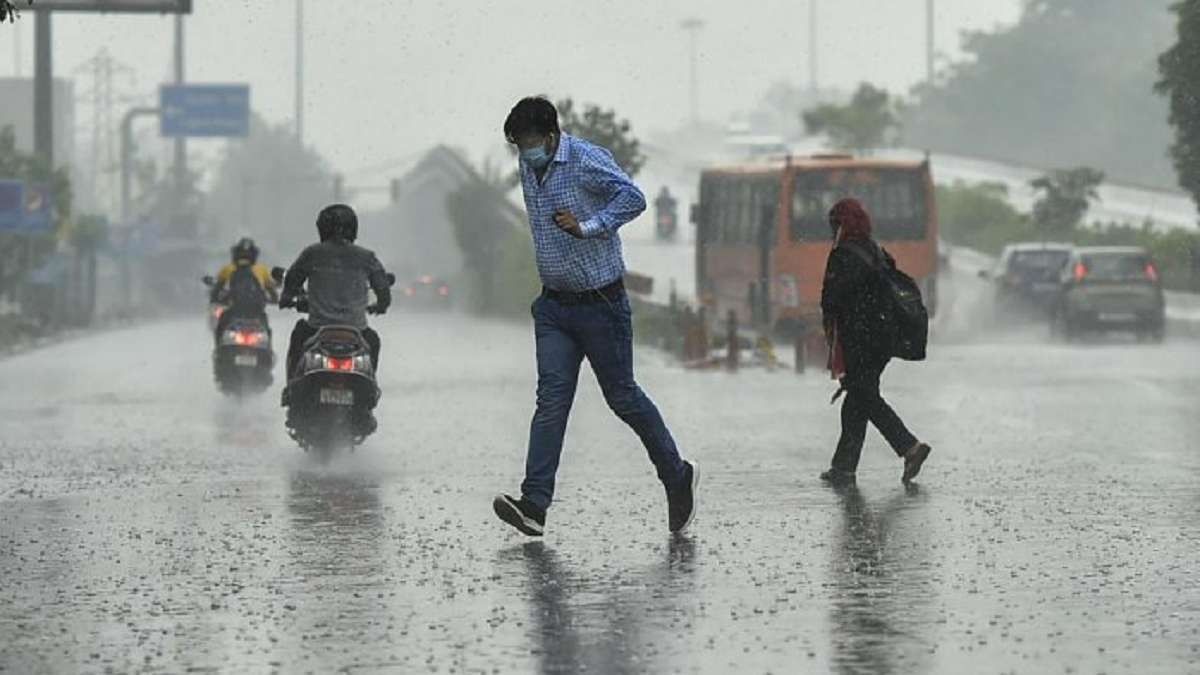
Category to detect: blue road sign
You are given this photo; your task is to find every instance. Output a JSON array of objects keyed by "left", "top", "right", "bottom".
[
  {"left": 0, "top": 181, "right": 22, "bottom": 231},
  {"left": 0, "top": 181, "right": 55, "bottom": 234},
  {"left": 160, "top": 84, "right": 250, "bottom": 138}
]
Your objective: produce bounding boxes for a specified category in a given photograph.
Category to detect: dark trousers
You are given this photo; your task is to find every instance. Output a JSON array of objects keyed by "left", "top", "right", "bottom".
[
  {"left": 830, "top": 360, "right": 917, "bottom": 473},
  {"left": 286, "top": 320, "right": 381, "bottom": 379},
  {"left": 522, "top": 290, "right": 687, "bottom": 511}
]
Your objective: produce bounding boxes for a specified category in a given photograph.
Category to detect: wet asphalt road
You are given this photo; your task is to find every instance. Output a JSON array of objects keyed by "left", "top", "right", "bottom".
[{"left": 2, "top": 305, "right": 1199, "bottom": 674}]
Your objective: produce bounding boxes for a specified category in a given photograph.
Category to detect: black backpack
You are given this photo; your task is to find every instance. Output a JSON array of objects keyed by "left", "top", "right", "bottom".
[
  {"left": 839, "top": 241, "right": 929, "bottom": 361},
  {"left": 227, "top": 264, "right": 267, "bottom": 312}
]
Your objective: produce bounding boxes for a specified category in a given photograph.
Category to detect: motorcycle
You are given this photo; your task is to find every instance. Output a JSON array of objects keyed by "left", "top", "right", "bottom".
[
  {"left": 202, "top": 275, "right": 276, "bottom": 396},
  {"left": 272, "top": 267, "right": 393, "bottom": 459}
]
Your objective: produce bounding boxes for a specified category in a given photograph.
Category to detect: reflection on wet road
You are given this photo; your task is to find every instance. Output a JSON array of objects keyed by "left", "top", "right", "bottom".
[{"left": 1, "top": 313, "right": 1198, "bottom": 673}]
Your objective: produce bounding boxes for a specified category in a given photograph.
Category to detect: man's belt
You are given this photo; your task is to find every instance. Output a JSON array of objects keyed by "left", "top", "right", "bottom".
[{"left": 543, "top": 278, "right": 625, "bottom": 305}]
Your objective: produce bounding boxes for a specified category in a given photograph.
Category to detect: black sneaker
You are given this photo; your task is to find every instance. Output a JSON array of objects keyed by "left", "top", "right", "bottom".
[
  {"left": 819, "top": 468, "right": 856, "bottom": 485},
  {"left": 667, "top": 461, "right": 700, "bottom": 533},
  {"left": 493, "top": 494, "right": 545, "bottom": 537},
  {"left": 902, "top": 443, "right": 932, "bottom": 483}
]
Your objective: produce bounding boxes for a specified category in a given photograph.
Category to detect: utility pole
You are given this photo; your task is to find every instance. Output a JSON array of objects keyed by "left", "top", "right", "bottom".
[
  {"left": 295, "top": 0, "right": 305, "bottom": 143},
  {"left": 173, "top": 12, "right": 188, "bottom": 224},
  {"left": 75, "top": 49, "right": 137, "bottom": 220},
  {"left": 680, "top": 17, "right": 704, "bottom": 126},
  {"left": 12, "top": 16, "right": 20, "bottom": 78},
  {"left": 926, "top": 0, "right": 935, "bottom": 83},
  {"left": 33, "top": 10, "right": 52, "bottom": 166},
  {"left": 808, "top": 0, "right": 818, "bottom": 95}
]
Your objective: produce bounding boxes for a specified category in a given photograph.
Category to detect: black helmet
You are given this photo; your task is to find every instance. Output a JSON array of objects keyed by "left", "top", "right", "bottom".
[
  {"left": 317, "top": 204, "right": 358, "bottom": 243},
  {"left": 231, "top": 237, "right": 259, "bottom": 264}
]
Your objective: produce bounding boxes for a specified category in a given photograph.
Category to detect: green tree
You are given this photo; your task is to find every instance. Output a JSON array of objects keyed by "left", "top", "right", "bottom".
[
  {"left": 446, "top": 176, "right": 537, "bottom": 317},
  {"left": 1029, "top": 167, "right": 1104, "bottom": 235},
  {"left": 904, "top": 0, "right": 1175, "bottom": 188},
  {"left": 556, "top": 98, "right": 646, "bottom": 177},
  {"left": 936, "top": 180, "right": 1033, "bottom": 253},
  {"left": 1157, "top": 0, "right": 1200, "bottom": 215},
  {"left": 1, "top": 1, "right": 31, "bottom": 23},
  {"left": 801, "top": 83, "right": 899, "bottom": 153}
]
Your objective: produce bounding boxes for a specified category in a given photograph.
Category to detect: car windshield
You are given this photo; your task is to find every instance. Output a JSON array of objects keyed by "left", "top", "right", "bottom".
[
  {"left": 1009, "top": 250, "right": 1070, "bottom": 280},
  {"left": 1081, "top": 253, "right": 1151, "bottom": 281}
]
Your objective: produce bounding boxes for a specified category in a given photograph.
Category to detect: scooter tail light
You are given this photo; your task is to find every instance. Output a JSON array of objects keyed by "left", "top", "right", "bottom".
[
  {"left": 327, "top": 357, "right": 354, "bottom": 372},
  {"left": 1073, "top": 262, "right": 1088, "bottom": 282}
]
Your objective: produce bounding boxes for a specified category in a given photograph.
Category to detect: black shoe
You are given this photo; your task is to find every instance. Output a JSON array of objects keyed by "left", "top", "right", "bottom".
[
  {"left": 902, "top": 443, "right": 932, "bottom": 483},
  {"left": 819, "top": 468, "right": 856, "bottom": 485},
  {"left": 667, "top": 461, "right": 700, "bottom": 533},
  {"left": 493, "top": 494, "right": 545, "bottom": 537}
]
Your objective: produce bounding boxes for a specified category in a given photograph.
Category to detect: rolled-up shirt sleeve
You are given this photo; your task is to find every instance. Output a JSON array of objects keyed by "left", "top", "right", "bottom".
[{"left": 576, "top": 148, "right": 646, "bottom": 238}]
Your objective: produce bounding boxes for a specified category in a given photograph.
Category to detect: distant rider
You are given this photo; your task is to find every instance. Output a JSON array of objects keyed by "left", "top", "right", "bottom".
[
  {"left": 211, "top": 237, "right": 277, "bottom": 339},
  {"left": 279, "top": 204, "right": 391, "bottom": 400}
]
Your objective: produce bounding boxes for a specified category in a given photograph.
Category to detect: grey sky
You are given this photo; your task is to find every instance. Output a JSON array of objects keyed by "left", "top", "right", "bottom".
[{"left": 4, "top": 0, "right": 1021, "bottom": 178}]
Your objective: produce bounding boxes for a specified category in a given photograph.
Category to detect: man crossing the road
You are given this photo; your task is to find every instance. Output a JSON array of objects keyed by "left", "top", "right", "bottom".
[{"left": 492, "top": 96, "right": 699, "bottom": 537}]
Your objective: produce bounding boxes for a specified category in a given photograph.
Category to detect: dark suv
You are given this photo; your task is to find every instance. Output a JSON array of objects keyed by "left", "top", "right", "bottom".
[
  {"left": 984, "top": 242, "right": 1074, "bottom": 318},
  {"left": 1053, "top": 246, "right": 1165, "bottom": 342}
]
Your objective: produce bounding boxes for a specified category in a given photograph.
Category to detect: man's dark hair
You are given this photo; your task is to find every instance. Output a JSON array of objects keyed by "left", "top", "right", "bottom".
[
  {"left": 504, "top": 97, "right": 560, "bottom": 143},
  {"left": 317, "top": 203, "right": 358, "bottom": 243}
]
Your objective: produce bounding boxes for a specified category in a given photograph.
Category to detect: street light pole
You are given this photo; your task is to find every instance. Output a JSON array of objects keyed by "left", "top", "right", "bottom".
[
  {"left": 926, "top": 0, "right": 935, "bottom": 83},
  {"left": 33, "top": 10, "right": 52, "bottom": 166},
  {"left": 809, "top": 0, "right": 818, "bottom": 95},
  {"left": 13, "top": 15, "right": 21, "bottom": 77},
  {"left": 680, "top": 17, "right": 704, "bottom": 126},
  {"left": 296, "top": 0, "right": 304, "bottom": 143},
  {"left": 173, "top": 12, "right": 187, "bottom": 218}
]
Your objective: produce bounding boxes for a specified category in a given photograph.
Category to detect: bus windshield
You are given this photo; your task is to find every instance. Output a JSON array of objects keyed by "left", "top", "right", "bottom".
[{"left": 790, "top": 168, "right": 928, "bottom": 242}]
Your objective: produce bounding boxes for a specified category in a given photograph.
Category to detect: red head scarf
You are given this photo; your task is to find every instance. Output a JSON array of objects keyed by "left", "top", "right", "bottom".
[{"left": 829, "top": 198, "right": 872, "bottom": 243}]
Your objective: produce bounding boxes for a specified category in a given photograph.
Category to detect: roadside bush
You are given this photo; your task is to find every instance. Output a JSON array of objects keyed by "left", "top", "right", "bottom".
[{"left": 937, "top": 180, "right": 1200, "bottom": 291}]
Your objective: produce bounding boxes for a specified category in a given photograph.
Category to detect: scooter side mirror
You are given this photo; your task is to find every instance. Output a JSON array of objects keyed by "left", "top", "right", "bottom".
[
  {"left": 201, "top": 275, "right": 215, "bottom": 287},
  {"left": 977, "top": 269, "right": 991, "bottom": 280},
  {"left": 271, "top": 267, "right": 286, "bottom": 283}
]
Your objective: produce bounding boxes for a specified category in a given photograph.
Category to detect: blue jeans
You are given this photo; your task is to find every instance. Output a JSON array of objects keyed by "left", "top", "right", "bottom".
[{"left": 522, "top": 290, "right": 687, "bottom": 511}]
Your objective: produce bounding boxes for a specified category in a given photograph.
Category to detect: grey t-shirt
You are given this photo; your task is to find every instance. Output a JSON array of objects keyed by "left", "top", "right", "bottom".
[{"left": 283, "top": 240, "right": 389, "bottom": 328}]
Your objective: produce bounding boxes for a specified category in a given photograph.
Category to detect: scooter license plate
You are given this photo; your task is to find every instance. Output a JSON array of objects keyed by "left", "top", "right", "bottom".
[
  {"left": 320, "top": 388, "right": 354, "bottom": 406},
  {"left": 234, "top": 354, "right": 259, "bottom": 367}
]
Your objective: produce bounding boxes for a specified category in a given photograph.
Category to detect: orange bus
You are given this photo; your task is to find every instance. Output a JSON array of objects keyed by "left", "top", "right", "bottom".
[{"left": 693, "top": 155, "right": 939, "bottom": 338}]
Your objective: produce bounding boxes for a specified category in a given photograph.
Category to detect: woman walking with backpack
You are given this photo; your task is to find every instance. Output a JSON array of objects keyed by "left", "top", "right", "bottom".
[{"left": 819, "top": 198, "right": 932, "bottom": 485}]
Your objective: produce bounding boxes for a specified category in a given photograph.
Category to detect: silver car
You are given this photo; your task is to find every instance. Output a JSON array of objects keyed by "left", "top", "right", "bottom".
[{"left": 1053, "top": 246, "right": 1165, "bottom": 342}]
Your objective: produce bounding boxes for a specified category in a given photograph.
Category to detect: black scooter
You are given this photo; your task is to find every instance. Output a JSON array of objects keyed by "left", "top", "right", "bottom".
[
  {"left": 272, "top": 267, "right": 392, "bottom": 460},
  {"left": 202, "top": 275, "right": 275, "bottom": 395}
]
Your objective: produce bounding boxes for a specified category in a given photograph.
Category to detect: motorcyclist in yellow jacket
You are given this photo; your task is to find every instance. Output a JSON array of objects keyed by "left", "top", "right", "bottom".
[{"left": 211, "top": 237, "right": 277, "bottom": 306}]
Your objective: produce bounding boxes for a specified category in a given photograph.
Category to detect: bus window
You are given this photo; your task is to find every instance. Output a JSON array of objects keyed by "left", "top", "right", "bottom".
[
  {"left": 739, "top": 181, "right": 755, "bottom": 244},
  {"left": 790, "top": 181, "right": 839, "bottom": 242},
  {"left": 720, "top": 179, "right": 739, "bottom": 244},
  {"left": 791, "top": 169, "right": 926, "bottom": 242}
]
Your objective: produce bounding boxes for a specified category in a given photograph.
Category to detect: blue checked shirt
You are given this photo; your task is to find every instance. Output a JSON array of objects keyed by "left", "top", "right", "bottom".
[{"left": 518, "top": 134, "right": 646, "bottom": 291}]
